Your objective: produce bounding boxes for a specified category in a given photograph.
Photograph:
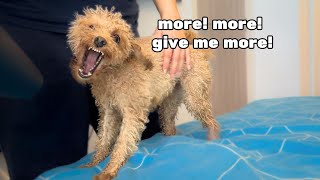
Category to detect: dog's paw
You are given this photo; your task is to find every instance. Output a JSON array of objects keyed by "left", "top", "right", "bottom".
[
  {"left": 93, "top": 173, "right": 115, "bottom": 180},
  {"left": 207, "top": 127, "right": 219, "bottom": 141},
  {"left": 80, "top": 162, "right": 98, "bottom": 168},
  {"left": 163, "top": 127, "right": 176, "bottom": 136}
]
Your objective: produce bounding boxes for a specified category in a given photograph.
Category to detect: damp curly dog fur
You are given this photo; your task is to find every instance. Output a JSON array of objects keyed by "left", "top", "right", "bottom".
[{"left": 67, "top": 6, "right": 220, "bottom": 180}]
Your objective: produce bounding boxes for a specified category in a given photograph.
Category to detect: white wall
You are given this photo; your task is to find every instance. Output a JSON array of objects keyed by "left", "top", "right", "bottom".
[
  {"left": 246, "top": 0, "right": 301, "bottom": 101},
  {"left": 137, "top": 0, "right": 193, "bottom": 36}
]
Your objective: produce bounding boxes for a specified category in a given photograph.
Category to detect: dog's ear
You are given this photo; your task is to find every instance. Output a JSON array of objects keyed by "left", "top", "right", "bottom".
[
  {"left": 130, "top": 43, "right": 143, "bottom": 59},
  {"left": 131, "top": 43, "right": 153, "bottom": 71}
]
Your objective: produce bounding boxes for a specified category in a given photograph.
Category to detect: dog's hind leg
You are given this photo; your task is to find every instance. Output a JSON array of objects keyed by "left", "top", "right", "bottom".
[
  {"left": 180, "top": 61, "right": 220, "bottom": 140},
  {"left": 81, "top": 107, "right": 121, "bottom": 168},
  {"left": 94, "top": 109, "right": 148, "bottom": 180},
  {"left": 158, "top": 83, "right": 183, "bottom": 136}
]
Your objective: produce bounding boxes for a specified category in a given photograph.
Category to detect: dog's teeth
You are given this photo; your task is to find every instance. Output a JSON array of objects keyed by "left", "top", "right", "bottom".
[
  {"left": 95, "top": 59, "right": 100, "bottom": 65},
  {"left": 88, "top": 72, "right": 92, "bottom": 76},
  {"left": 79, "top": 69, "right": 83, "bottom": 73}
]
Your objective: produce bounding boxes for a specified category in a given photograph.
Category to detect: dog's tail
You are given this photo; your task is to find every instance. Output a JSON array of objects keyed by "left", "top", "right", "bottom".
[{"left": 184, "top": 30, "right": 214, "bottom": 59}]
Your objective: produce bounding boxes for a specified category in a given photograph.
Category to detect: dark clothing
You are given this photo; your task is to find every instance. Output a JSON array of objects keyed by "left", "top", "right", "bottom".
[
  {"left": 0, "top": 25, "right": 91, "bottom": 180},
  {"left": 0, "top": 1, "right": 160, "bottom": 180},
  {"left": 0, "top": 0, "right": 139, "bottom": 34}
]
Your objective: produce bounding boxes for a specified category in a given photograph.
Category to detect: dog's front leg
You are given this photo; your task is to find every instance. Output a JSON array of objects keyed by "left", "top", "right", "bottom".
[
  {"left": 94, "top": 110, "right": 148, "bottom": 180},
  {"left": 82, "top": 107, "right": 121, "bottom": 168}
]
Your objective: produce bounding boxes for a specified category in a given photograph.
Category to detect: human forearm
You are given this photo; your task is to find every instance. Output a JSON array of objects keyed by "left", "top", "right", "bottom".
[
  {"left": 153, "top": 0, "right": 191, "bottom": 77},
  {"left": 153, "top": 0, "right": 180, "bottom": 19}
]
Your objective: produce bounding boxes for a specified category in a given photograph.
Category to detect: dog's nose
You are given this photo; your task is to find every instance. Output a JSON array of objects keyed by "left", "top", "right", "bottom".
[{"left": 94, "top": 36, "right": 107, "bottom": 48}]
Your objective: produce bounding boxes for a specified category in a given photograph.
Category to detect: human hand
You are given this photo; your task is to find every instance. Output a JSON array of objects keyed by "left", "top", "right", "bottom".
[{"left": 154, "top": 29, "right": 191, "bottom": 79}]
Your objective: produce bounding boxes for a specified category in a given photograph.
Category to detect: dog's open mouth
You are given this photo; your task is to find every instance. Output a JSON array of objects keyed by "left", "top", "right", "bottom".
[{"left": 78, "top": 47, "right": 104, "bottom": 78}]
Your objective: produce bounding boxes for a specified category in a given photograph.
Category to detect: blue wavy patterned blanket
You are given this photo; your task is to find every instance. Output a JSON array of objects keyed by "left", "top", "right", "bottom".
[{"left": 37, "top": 97, "right": 320, "bottom": 180}]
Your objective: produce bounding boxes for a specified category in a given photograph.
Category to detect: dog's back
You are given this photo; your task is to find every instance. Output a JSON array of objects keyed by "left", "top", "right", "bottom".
[{"left": 135, "top": 30, "right": 212, "bottom": 66}]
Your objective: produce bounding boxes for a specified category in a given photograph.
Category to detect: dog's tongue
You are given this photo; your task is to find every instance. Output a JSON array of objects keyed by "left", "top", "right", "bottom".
[{"left": 83, "top": 50, "right": 99, "bottom": 74}]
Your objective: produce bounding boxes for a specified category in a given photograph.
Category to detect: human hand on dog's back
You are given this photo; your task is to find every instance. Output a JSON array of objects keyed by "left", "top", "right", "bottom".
[{"left": 153, "top": 0, "right": 191, "bottom": 79}]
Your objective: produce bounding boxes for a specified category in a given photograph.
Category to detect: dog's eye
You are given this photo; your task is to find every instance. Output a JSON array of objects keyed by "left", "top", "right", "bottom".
[
  {"left": 89, "top": 25, "right": 95, "bottom": 30},
  {"left": 112, "top": 34, "right": 120, "bottom": 43}
]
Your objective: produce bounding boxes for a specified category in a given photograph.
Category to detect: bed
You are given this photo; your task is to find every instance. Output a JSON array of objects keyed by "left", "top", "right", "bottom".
[{"left": 36, "top": 97, "right": 320, "bottom": 180}]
